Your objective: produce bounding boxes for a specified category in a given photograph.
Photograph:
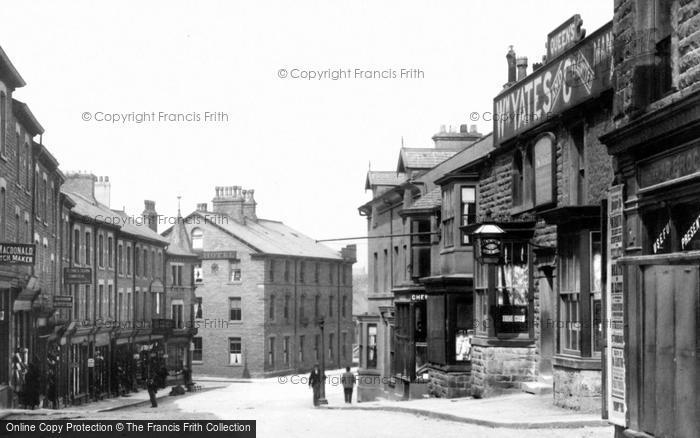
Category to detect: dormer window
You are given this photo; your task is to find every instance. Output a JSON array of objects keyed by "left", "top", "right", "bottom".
[{"left": 191, "top": 228, "right": 203, "bottom": 250}]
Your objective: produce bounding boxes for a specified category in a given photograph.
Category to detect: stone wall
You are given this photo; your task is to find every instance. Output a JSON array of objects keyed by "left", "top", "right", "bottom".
[
  {"left": 427, "top": 366, "right": 471, "bottom": 398},
  {"left": 470, "top": 345, "right": 537, "bottom": 398},
  {"left": 553, "top": 367, "right": 602, "bottom": 412}
]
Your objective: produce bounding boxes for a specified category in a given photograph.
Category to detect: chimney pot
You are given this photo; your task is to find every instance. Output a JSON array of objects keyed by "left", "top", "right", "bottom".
[{"left": 470, "top": 124, "right": 478, "bottom": 134}]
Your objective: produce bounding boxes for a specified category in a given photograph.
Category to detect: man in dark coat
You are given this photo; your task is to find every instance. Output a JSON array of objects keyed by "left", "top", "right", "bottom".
[
  {"left": 308, "top": 364, "right": 324, "bottom": 407},
  {"left": 146, "top": 377, "right": 158, "bottom": 408},
  {"left": 341, "top": 367, "right": 356, "bottom": 403}
]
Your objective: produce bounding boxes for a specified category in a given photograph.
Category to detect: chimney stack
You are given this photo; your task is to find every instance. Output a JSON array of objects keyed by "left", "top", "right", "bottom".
[
  {"left": 506, "top": 46, "right": 517, "bottom": 84},
  {"left": 212, "top": 185, "right": 245, "bottom": 222},
  {"left": 142, "top": 200, "right": 158, "bottom": 232},
  {"left": 242, "top": 189, "right": 257, "bottom": 222},
  {"left": 94, "top": 176, "right": 111, "bottom": 207},
  {"left": 516, "top": 56, "right": 528, "bottom": 81},
  {"left": 197, "top": 203, "right": 207, "bottom": 212},
  {"left": 62, "top": 171, "right": 97, "bottom": 201}
]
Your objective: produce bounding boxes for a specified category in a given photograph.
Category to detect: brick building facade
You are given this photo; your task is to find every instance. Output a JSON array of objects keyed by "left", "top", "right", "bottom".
[{"left": 165, "top": 186, "right": 355, "bottom": 378}]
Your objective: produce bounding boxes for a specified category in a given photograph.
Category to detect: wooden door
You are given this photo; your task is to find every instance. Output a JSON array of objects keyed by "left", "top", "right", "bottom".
[{"left": 639, "top": 265, "right": 698, "bottom": 438}]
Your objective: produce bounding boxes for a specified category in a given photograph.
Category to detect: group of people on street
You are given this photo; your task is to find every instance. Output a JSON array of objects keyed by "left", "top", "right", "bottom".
[{"left": 308, "top": 365, "right": 356, "bottom": 407}]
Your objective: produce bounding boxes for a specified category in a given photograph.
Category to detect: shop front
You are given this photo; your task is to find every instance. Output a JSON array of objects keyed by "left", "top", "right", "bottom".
[
  {"left": 422, "top": 277, "right": 474, "bottom": 398},
  {"left": 392, "top": 288, "right": 428, "bottom": 399},
  {"left": 465, "top": 222, "right": 538, "bottom": 397},
  {"left": 601, "top": 93, "right": 700, "bottom": 438}
]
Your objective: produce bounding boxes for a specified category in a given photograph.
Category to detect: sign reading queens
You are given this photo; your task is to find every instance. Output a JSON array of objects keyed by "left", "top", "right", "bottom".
[{"left": 494, "top": 20, "right": 613, "bottom": 144}]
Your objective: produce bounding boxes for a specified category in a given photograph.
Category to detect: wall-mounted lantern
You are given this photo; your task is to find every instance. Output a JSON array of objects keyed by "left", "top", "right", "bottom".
[{"left": 472, "top": 224, "right": 505, "bottom": 264}]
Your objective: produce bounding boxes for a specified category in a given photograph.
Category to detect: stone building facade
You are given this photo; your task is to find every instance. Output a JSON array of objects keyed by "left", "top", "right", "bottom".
[
  {"left": 166, "top": 187, "right": 355, "bottom": 378},
  {"left": 470, "top": 19, "right": 615, "bottom": 409},
  {"left": 599, "top": 1, "right": 700, "bottom": 436}
]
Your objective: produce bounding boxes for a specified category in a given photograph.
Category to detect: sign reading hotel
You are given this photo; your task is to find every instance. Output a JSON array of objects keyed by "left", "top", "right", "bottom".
[
  {"left": 606, "top": 184, "right": 626, "bottom": 426},
  {"left": 0, "top": 243, "right": 36, "bottom": 265},
  {"left": 494, "top": 21, "right": 613, "bottom": 144}
]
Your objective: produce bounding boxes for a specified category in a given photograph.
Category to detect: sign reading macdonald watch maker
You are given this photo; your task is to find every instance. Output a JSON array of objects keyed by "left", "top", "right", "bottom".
[
  {"left": 494, "top": 21, "right": 613, "bottom": 144},
  {"left": 0, "top": 243, "right": 36, "bottom": 265}
]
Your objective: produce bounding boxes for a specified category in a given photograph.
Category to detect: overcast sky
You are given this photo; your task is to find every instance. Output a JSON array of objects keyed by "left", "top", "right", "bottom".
[{"left": 0, "top": 0, "right": 610, "bottom": 271}]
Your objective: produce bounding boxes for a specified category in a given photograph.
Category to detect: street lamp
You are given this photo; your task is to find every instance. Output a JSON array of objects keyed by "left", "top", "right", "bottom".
[{"left": 316, "top": 316, "right": 328, "bottom": 405}]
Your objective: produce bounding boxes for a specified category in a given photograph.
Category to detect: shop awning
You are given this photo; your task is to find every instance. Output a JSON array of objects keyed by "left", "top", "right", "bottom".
[{"left": 12, "top": 277, "right": 40, "bottom": 312}]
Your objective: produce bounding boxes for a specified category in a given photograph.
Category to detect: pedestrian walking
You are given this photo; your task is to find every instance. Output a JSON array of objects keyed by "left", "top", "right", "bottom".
[
  {"left": 308, "top": 364, "right": 324, "bottom": 407},
  {"left": 341, "top": 367, "right": 355, "bottom": 403},
  {"left": 147, "top": 377, "right": 158, "bottom": 408}
]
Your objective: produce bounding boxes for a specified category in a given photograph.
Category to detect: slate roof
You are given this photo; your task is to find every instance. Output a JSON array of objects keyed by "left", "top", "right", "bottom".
[
  {"left": 173, "top": 211, "right": 342, "bottom": 260},
  {"left": 165, "top": 215, "right": 197, "bottom": 257},
  {"left": 397, "top": 148, "right": 460, "bottom": 172},
  {"left": 61, "top": 189, "right": 168, "bottom": 245},
  {"left": 403, "top": 187, "right": 442, "bottom": 213},
  {"left": 365, "top": 171, "right": 406, "bottom": 189},
  {"left": 110, "top": 210, "right": 169, "bottom": 244}
]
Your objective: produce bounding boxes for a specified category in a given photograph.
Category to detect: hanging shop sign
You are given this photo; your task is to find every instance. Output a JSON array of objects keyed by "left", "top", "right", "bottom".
[
  {"left": 494, "top": 21, "right": 612, "bottom": 144},
  {"left": 606, "top": 184, "right": 626, "bottom": 426},
  {"left": 0, "top": 243, "right": 35, "bottom": 265},
  {"left": 63, "top": 267, "right": 92, "bottom": 284},
  {"left": 87, "top": 358, "right": 95, "bottom": 368}
]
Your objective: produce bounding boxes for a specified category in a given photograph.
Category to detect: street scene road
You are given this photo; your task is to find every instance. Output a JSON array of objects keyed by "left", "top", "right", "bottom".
[{"left": 5, "top": 370, "right": 613, "bottom": 438}]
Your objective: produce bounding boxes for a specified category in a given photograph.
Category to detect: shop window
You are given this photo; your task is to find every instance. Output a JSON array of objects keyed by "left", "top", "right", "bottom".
[
  {"left": 558, "top": 231, "right": 601, "bottom": 357},
  {"left": 367, "top": 324, "right": 377, "bottom": 368},
  {"left": 192, "top": 337, "right": 203, "bottom": 362},
  {"left": 461, "top": 187, "right": 476, "bottom": 244},
  {"left": 454, "top": 298, "right": 474, "bottom": 362},
  {"left": 442, "top": 188, "right": 455, "bottom": 248},
  {"left": 229, "top": 338, "right": 242, "bottom": 365},
  {"left": 191, "top": 228, "right": 203, "bottom": 250},
  {"left": 229, "top": 297, "right": 242, "bottom": 321}
]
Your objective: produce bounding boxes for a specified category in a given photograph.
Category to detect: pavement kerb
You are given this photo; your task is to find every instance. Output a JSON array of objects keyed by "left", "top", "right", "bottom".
[{"left": 320, "top": 405, "right": 609, "bottom": 430}]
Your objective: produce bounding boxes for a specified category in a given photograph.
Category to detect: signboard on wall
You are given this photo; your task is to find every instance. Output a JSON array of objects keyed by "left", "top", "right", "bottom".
[
  {"left": 494, "top": 21, "right": 613, "bottom": 144},
  {"left": 0, "top": 243, "right": 35, "bottom": 265},
  {"left": 547, "top": 15, "right": 586, "bottom": 60},
  {"left": 64, "top": 267, "right": 92, "bottom": 284},
  {"left": 606, "top": 184, "right": 626, "bottom": 426}
]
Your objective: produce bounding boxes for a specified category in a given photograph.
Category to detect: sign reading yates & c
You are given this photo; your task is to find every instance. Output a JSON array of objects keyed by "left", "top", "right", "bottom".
[{"left": 494, "top": 21, "right": 613, "bottom": 144}]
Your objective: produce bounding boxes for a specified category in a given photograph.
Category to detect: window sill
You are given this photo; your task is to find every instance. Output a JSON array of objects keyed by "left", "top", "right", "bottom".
[
  {"left": 471, "top": 335, "right": 535, "bottom": 348},
  {"left": 552, "top": 354, "right": 602, "bottom": 371},
  {"left": 226, "top": 364, "right": 243, "bottom": 367},
  {"left": 192, "top": 361, "right": 203, "bottom": 365}
]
